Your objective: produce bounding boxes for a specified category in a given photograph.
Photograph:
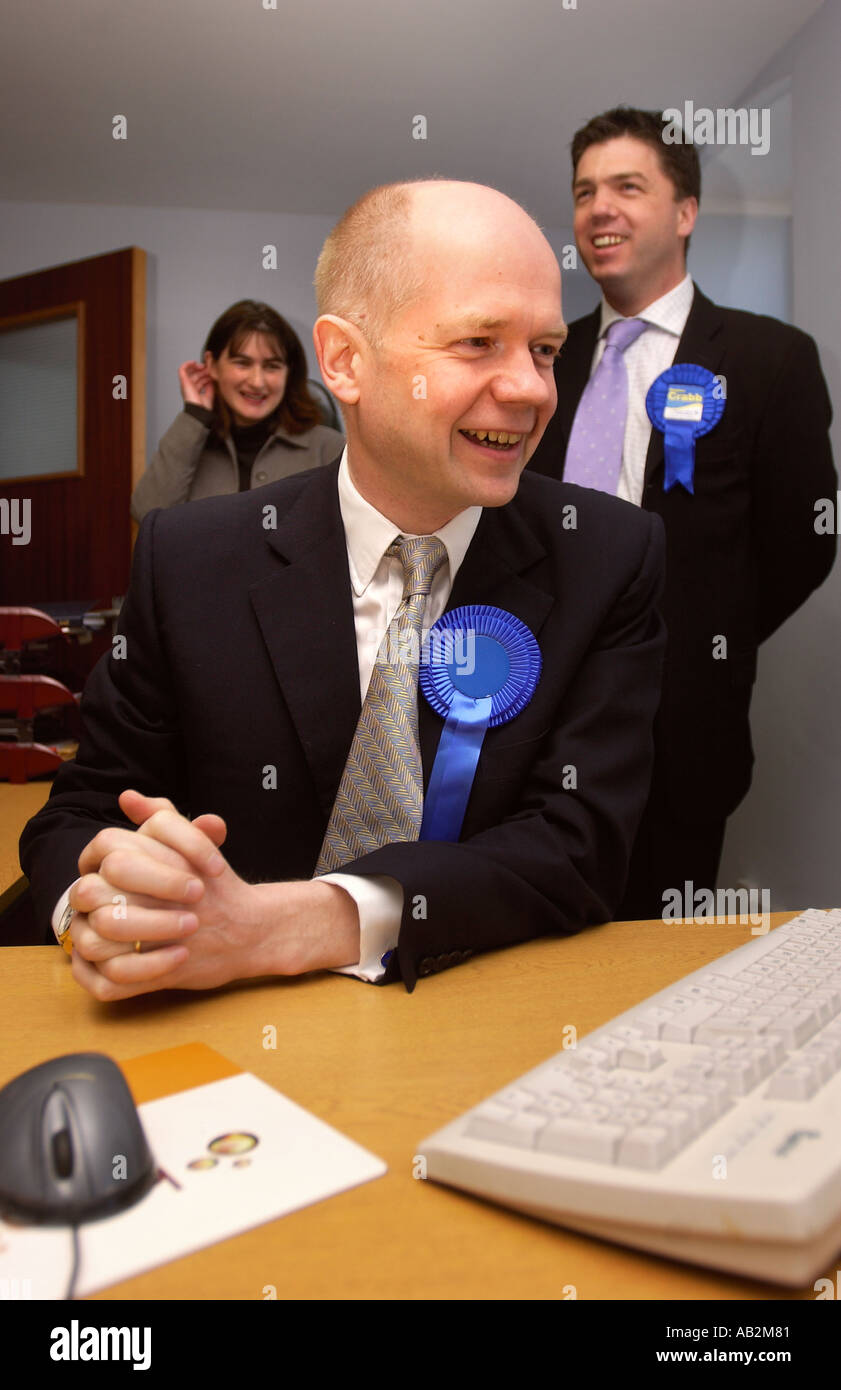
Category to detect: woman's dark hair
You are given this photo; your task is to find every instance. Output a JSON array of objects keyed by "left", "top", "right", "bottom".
[{"left": 202, "top": 300, "right": 321, "bottom": 437}]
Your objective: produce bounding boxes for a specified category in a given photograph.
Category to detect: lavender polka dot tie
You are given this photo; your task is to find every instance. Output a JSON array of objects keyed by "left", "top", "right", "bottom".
[{"left": 564, "top": 317, "right": 648, "bottom": 493}]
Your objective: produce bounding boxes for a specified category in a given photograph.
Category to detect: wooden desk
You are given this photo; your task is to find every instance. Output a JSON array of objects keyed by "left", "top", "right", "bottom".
[
  {"left": 0, "top": 911, "right": 823, "bottom": 1302},
  {"left": 0, "top": 782, "right": 50, "bottom": 908}
]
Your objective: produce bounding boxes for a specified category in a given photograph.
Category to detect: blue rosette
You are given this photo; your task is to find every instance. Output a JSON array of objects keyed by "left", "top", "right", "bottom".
[
  {"left": 645, "top": 363, "right": 726, "bottom": 494},
  {"left": 419, "top": 605, "right": 541, "bottom": 842}
]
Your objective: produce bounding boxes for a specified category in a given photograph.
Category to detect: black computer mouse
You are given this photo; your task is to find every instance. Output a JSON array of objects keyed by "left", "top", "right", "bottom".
[{"left": 0, "top": 1052, "right": 157, "bottom": 1224}]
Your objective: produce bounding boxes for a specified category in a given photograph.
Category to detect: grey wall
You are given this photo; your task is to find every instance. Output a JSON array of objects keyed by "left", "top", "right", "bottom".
[
  {"left": 689, "top": 213, "right": 790, "bottom": 323},
  {"left": 718, "top": 0, "right": 841, "bottom": 909}
]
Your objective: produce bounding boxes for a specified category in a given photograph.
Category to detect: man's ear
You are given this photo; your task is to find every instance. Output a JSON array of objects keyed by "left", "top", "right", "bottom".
[
  {"left": 313, "top": 315, "right": 365, "bottom": 405},
  {"left": 677, "top": 196, "right": 698, "bottom": 243}
]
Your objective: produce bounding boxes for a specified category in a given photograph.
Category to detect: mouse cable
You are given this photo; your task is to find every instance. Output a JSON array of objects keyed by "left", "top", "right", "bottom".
[{"left": 65, "top": 1224, "right": 81, "bottom": 1300}]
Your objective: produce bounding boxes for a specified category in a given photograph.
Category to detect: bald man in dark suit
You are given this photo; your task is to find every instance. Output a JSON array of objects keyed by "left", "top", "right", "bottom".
[{"left": 21, "top": 178, "right": 665, "bottom": 997}]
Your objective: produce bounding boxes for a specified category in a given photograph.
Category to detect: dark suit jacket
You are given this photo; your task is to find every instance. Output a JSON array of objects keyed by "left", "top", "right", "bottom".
[
  {"left": 529, "top": 286, "right": 837, "bottom": 825},
  {"left": 20, "top": 461, "right": 666, "bottom": 990}
]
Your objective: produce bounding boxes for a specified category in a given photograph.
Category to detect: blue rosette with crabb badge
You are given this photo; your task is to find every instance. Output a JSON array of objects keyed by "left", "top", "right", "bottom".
[
  {"left": 646, "top": 363, "right": 725, "bottom": 494},
  {"left": 418, "top": 605, "right": 541, "bottom": 842}
]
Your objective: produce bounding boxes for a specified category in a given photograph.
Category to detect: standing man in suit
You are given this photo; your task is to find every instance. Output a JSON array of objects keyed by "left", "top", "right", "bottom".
[
  {"left": 529, "top": 107, "right": 836, "bottom": 920},
  {"left": 20, "top": 178, "right": 665, "bottom": 999}
]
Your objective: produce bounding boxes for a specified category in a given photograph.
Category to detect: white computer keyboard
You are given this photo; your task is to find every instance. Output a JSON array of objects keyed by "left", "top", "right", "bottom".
[{"left": 418, "top": 908, "right": 841, "bottom": 1286}]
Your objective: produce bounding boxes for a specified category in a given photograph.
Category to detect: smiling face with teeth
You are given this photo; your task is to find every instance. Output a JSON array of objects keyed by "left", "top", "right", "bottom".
[
  {"left": 205, "top": 331, "right": 289, "bottom": 428},
  {"left": 572, "top": 136, "right": 698, "bottom": 316},
  {"left": 314, "top": 182, "right": 565, "bottom": 533}
]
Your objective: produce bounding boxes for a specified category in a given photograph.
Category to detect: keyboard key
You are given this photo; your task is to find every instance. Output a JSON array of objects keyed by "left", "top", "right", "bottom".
[
  {"left": 575, "top": 1103, "right": 612, "bottom": 1122},
  {"left": 609, "top": 1026, "right": 645, "bottom": 1045},
  {"left": 466, "top": 1105, "right": 547, "bottom": 1146},
  {"left": 674, "top": 1060, "right": 715, "bottom": 1082},
  {"left": 800, "top": 1049, "right": 835, "bottom": 1085},
  {"left": 606, "top": 1073, "right": 650, "bottom": 1093},
  {"left": 811, "top": 990, "right": 841, "bottom": 1023},
  {"left": 762, "top": 991, "right": 801, "bottom": 1009},
  {"left": 538, "top": 1096, "right": 573, "bottom": 1116},
  {"left": 497, "top": 1087, "right": 541, "bottom": 1109},
  {"left": 654, "top": 1108, "right": 695, "bottom": 1149},
  {"left": 694, "top": 1013, "right": 774, "bottom": 1043},
  {"left": 700, "top": 974, "right": 742, "bottom": 995},
  {"left": 742, "top": 1046, "right": 777, "bottom": 1081},
  {"left": 546, "top": 1075, "right": 595, "bottom": 1102},
  {"left": 706, "top": 1032, "right": 755, "bottom": 1051},
  {"left": 661, "top": 1002, "right": 724, "bottom": 1043},
  {"left": 618, "top": 1126, "right": 675, "bottom": 1170},
  {"left": 658, "top": 1076, "right": 690, "bottom": 1098},
  {"left": 711, "top": 1058, "right": 762, "bottom": 1096},
  {"left": 576, "top": 1046, "right": 612, "bottom": 1068},
  {"left": 756, "top": 1034, "right": 787, "bottom": 1066},
  {"left": 592, "top": 1087, "right": 632, "bottom": 1108},
  {"left": 591, "top": 1036, "right": 626, "bottom": 1066},
  {"left": 636, "top": 1006, "right": 677, "bottom": 1038},
  {"left": 689, "top": 1078, "right": 733, "bottom": 1117},
  {"left": 808, "top": 1036, "right": 841, "bottom": 1070},
  {"left": 537, "top": 1118, "right": 625, "bottom": 1164},
  {"left": 765, "top": 1067, "right": 821, "bottom": 1102},
  {"left": 674, "top": 1091, "right": 718, "bottom": 1132},
  {"left": 618, "top": 1041, "right": 666, "bottom": 1071},
  {"left": 766, "top": 1010, "right": 822, "bottom": 1049},
  {"left": 639, "top": 1088, "right": 672, "bottom": 1110},
  {"left": 607, "top": 1105, "right": 651, "bottom": 1127}
]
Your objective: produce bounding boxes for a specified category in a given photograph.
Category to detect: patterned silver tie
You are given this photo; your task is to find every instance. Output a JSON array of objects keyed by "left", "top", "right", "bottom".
[{"left": 314, "top": 534, "right": 448, "bottom": 873}]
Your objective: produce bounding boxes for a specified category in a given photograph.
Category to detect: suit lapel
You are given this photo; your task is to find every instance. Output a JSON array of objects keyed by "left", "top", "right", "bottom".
[
  {"left": 554, "top": 307, "right": 600, "bottom": 463},
  {"left": 643, "top": 285, "right": 728, "bottom": 485},
  {"left": 248, "top": 464, "right": 362, "bottom": 819}
]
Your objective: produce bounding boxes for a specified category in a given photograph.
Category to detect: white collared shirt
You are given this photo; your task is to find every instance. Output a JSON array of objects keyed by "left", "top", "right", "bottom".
[
  {"left": 336, "top": 449, "right": 482, "bottom": 699},
  {"left": 590, "top": 274, "right": 695, "bottom": 505},
  {"left": 325, "top": 449, "right": 482, "bottom": 980}
]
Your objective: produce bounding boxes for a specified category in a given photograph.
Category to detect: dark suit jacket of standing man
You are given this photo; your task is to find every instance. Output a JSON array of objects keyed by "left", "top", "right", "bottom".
[
  {"left": 20, "top": 458, "right": 666, "bottom": 990},
  {"left": 529, "top": 285, "right": 837, "bottom": 910}
]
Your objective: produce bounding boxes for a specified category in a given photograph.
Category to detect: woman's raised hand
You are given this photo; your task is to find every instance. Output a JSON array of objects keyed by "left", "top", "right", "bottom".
[{"left": 178, "top": 359, "right": 215, "bottom": 409}]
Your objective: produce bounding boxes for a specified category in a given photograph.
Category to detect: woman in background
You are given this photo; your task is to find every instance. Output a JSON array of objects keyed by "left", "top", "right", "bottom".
[{"left": 131, "top": 300, "right": 345, "bottom": 522}]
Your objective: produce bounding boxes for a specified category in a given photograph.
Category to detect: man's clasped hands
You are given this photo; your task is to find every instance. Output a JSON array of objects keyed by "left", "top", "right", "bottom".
[{"left": 68, "top": 790, "right": 361, "bottom": 1000}]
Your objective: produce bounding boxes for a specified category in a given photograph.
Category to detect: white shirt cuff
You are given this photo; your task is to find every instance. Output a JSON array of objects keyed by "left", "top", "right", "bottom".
[
  {"left": 52, "top": 882, "right": 78, "bottom": 940},
  {"left": 319, "top": 873, "right": 403, "bottom": 983}
]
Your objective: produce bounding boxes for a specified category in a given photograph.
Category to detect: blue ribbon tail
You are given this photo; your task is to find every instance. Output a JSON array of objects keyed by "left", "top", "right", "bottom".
[
  {"left": 420, "top": 692, "right": 493, "bottom": 841},
  {"left": 663, "top": 424, "right": 696, "bottom": 493}
]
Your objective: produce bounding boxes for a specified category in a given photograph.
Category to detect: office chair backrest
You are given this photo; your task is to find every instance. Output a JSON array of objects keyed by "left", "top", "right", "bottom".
[{"left": 307, "top": 380, "right": 342, "bottom": 433}]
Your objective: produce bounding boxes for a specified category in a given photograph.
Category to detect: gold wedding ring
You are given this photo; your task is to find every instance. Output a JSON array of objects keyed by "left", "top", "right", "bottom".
[{"left": 134, "top": 940, "right": 142, "bottom": 953}]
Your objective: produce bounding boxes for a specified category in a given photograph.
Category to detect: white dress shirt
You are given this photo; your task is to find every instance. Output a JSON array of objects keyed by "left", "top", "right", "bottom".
[
  {"left": 589, "top": 274, "right": 695, "bottom": 506},
  {"left": 325, "top": 449, "right": 482, "bottom": 980},
  {"left": 53, "top": 448, "right": 482, "bottom": 986}
]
